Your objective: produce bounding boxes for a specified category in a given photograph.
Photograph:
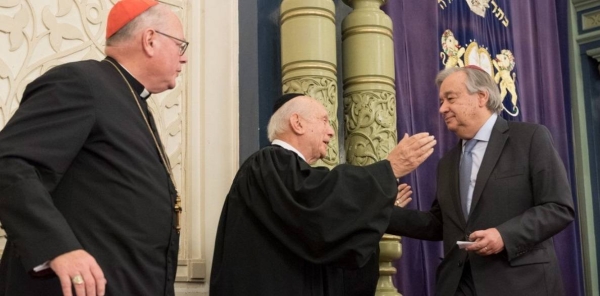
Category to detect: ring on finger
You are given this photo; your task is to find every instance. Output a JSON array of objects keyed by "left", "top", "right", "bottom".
[{"left": 71, "top": 275, "right": 84, "bottom": 285}]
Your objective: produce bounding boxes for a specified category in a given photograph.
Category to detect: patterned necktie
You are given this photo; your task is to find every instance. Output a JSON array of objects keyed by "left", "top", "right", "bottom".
[{"left": 460, "top": 139, "right": 477, "bottom": 220}]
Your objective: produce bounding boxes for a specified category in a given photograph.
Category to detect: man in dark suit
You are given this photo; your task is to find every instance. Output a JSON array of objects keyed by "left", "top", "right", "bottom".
[{"left": 387, "top": 66, "right": 574, "bottom": 296}]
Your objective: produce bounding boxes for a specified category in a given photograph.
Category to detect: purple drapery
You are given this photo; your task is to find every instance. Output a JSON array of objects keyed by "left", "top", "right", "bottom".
[{"left": 382, "top": 1, "right": 584, "bottom": 295}]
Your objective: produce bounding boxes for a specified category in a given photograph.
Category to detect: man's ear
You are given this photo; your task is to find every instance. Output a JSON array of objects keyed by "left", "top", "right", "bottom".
[
  {"left": 289, "top": 114, "right": 305, "bottom": 135},
  {"left": 477, "top": 91, "right": 489, "bottom": 108},
  {"left": 142, "top": 29, "right": 156, "bottom": 57}
]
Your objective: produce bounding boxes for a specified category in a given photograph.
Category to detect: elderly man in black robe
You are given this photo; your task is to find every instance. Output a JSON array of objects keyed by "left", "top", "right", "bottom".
[
  {"left": 210, "top": 94, "right": 437, "bottom": 296},
  {"left": 0, "top": 0, "right": 188, "bottom": 295}
]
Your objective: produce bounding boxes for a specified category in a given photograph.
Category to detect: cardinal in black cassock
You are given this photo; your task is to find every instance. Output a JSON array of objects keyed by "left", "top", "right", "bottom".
[{"left": 0, "top": 0, "right": 185, "bottom": 294}]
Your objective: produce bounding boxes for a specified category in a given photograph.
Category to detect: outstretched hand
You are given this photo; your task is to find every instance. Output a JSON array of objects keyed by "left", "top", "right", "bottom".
[
  {"left": 394, "top": 183, "right": 413, "bottom": 207},
  {"left": 49, "top": 249, "right": 106, "bottom": 296},
  {"left": 387, "top": 133, "right": 436, "bottom": 178}
]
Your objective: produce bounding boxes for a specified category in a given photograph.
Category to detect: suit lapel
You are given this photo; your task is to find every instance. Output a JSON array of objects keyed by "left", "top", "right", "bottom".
[{"left": 470, "top": 117, "right": 509, "bottom": 214}]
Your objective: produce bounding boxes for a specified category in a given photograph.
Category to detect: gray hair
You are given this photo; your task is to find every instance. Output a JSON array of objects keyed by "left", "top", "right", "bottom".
[
  {"left": 267, "top": 97, "right": 311, "bottom": 142},
  {"left": 106, "top": 4, "right": 167, "bottom": 46},
  {"left": 435, "top": 67, "right": 503, "bottom": 113}
]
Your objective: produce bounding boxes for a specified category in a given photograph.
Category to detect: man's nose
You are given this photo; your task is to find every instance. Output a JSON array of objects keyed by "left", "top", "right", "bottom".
[
  {"left": 439, "top": 101, "right": 448, "bottom": 114},
  {"left": 327, "top": 124, "right": 334, "bottom": 137}
]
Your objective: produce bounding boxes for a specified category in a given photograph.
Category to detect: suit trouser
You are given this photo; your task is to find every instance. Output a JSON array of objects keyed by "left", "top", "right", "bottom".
[{"left": 455, "top": 260, "right": 477, "bottom": 296}]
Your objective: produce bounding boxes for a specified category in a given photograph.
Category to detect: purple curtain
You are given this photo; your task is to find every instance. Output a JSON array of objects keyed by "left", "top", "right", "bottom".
[{"left": 382, "top": 1, "right": 584, "bottom": 295}]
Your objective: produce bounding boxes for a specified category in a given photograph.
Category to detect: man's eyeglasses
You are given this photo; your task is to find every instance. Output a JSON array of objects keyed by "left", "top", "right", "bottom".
[{"left": 155, "top": 30, "right": 189, "bottom": 56}]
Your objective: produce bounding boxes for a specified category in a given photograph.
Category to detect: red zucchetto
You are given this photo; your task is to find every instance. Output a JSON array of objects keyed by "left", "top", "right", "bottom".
[{"left": 106, "top": 0, "right": 158, "bottom": 39}]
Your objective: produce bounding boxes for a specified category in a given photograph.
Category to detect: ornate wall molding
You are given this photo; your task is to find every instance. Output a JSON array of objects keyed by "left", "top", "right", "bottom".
[
  {"left": 582, "top": 10, "right": 600, "bottom": 30},
  {"left": 0, "top": 0, "right": 113, "bottom": 127},
  {"left": 573, "top": 0, "right": 600, "bottom": 11}
]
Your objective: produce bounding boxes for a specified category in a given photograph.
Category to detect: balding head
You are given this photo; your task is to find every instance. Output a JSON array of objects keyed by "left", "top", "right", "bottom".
[
  {"left": 267, "top": 96, "right": 334, "bottom": 164},
  {"left": 267, "top": 96, "right": 312, "bottom": 142}
]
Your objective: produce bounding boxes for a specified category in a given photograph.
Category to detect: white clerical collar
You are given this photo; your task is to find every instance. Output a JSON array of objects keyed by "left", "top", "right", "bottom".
[
  {"left": 119, "top": 63, "right": 150, "bottom": 98},
  {"left": 271, "top": 139, "right": 306, "bottom": 162}
]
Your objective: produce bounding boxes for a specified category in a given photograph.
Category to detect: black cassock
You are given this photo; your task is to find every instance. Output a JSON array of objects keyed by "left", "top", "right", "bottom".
[
  {"left": 0, "top": 58, "right": 179, "bottom": 295},
  {"left": 210, "top": 146, "right": 398, "bottom": 296}
]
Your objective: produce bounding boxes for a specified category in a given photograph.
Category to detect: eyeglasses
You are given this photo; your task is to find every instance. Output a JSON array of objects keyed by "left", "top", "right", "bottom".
[{"left": 155, "top": 30, "right": 189, "bottom": 56}]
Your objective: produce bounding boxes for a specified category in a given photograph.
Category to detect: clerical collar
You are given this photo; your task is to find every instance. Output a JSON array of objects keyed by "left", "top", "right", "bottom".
[
  {"left": 104, "top": 57, "right": 150, "bottom": 99},
  {"left": 271, "top": 139, "right": 306, "bottom": 162}
]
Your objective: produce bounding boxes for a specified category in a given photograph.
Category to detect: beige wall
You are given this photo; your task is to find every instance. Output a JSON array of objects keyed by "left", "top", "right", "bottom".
[{"left": 0, "top": 0, "right": 238, "bottom": 294}]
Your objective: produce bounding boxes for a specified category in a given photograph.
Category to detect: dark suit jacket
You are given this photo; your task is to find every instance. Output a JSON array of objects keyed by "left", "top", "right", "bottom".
[{"left": 387, "top": 116, "right": 574, "bottom": 296}]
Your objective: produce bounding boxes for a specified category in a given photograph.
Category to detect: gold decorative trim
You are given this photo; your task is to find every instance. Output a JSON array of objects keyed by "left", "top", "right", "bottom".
[{"left": 281, "top": 8, "right": 335, "bottom": 24}]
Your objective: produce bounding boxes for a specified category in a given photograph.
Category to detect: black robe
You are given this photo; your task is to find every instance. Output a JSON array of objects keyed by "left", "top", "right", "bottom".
[
  {"left": 0, "top": 58, "right": 179, "bottom": 295},
  {"left": 210, "top": 146, "right": 398, "bottom": 296}
]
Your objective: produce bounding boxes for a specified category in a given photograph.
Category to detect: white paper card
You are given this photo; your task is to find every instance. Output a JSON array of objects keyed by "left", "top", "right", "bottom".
[{"left": 457, "top": 241, "right": 474, "bottom": 249}]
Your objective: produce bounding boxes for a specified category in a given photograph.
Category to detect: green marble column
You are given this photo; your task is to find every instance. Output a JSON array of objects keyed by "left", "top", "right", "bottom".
[
  {"left": 280, "top": 0, "right": 339, "bottom": 167},
  {"left": 341, "top": 0, "right": 402, "bottom": 295}
]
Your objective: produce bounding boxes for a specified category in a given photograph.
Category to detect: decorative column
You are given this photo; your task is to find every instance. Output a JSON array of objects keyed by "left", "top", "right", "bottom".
[
  {"left": 571, "top": 1, "right": 600, "bottom": 294},
  {"left": 341, "top": 0, "right": 401, "bottom": 295},
  {"left": 280, "top": 0, "right": 339, "bottom": 167},
  {"left": 377, "top": 234, "right": 402, "bottom": 295}
]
